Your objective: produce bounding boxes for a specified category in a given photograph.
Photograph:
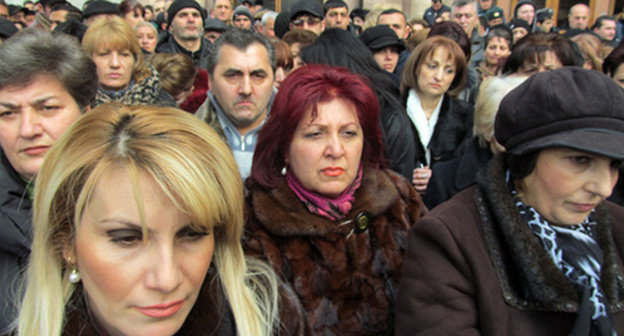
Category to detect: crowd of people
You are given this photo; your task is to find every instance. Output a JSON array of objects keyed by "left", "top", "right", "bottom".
[{"left": 1, "top": 0, "right": 624, "bottom": 335}]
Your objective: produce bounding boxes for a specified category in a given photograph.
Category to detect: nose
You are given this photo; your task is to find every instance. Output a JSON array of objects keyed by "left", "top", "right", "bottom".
[
  {"left": 19, "top": 109, "right": 43, "bottom": 139},
  {"left": 324, "top": 134, "right": 345, "bottom": 158},
  {"left": 110, "top": 52, "right": 120, "bottom": 67},
  {"left": 144, "top": 243, "right": 182, "bottom": 293},
  {"left": 433, "top": 67, "right": 444, "bottom": 80},
  {"left": 384, "top": 49, "right": 393, "bottom": 60},
  {"left": 239, "top": 75, "right": 252, "bottom": 96},
  {"left": 586, "top": 162, "right": 618, "bottom": 199}
]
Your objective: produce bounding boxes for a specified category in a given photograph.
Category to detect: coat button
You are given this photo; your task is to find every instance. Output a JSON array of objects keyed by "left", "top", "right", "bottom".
[
  {"left": 564, "top": 303, "right": 574, "bottom": 310},
  {"left": 354, "top": 212, "right": 371, "bottom": 234}
]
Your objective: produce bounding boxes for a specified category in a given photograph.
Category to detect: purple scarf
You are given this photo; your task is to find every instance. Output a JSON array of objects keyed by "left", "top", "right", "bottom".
[{"left": 286, "top": 166, "right": 363, "bottom": 221}]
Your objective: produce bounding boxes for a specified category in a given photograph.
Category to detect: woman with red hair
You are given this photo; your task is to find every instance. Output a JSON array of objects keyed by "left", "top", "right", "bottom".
[{"left": 244, "top": 64, "right": 426, "bottom": 335}]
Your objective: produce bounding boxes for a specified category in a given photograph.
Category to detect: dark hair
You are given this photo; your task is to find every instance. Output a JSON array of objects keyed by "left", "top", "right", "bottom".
[
  {"left": 207, "top": 28, "right": 275, "bottom": 76},
  {"left": 323, "top": 0, "right": 347, "bottom": 15},
  {"left": 300, "top": 28, "right": 401, "bottom": 115},
  {"left": 484, "top": 25, "right": 513, "bottom": 50},
  {"left": 282, "top": 28, "right": 317, "bottom": 47},
  {"left": 119, "top": 0, "right": 144, "bottom": 17},
  {"left": 506, "top": 151, "right": 538, "bottom": 180},
  {"left": 401, "top": 35, "right": 468, "bottom": 97},
  {"left": 603, "top": 44, "right": 624, "bottom": 76},
  {"left": 249, "top": 64, "right": 384, "bottom": 188},
  {"left": 591, "top": 15, "right": 616, "bottom": 30},
  {"left": 0, "top": 29, "right": 97, "bottom": 109},
  {"left": 502, "top": 32, "right": 581, "bottom": 74},
  {"left": 272, "top": 39, "right": 293, "bottom": 70},
  {"left": 428, "top": 21, "right": 471, "bottom": 61},
  {"left": 350, "top": 7, "right": 368, "bottom": 21},
  {"left": 378, "top": 8, "right": 406, "bottom": 22}
]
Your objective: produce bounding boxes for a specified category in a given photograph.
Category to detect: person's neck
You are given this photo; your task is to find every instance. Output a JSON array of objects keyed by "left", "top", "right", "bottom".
[
  {"left": 237, "top": 110, "right": 267, "bottom": 136},
  {"left": 417, "top": 91, "right": 443, "bottom": 119},
  {"left": 174, "top": 36, "right": 201, "bottom": 52},
  {"left": 485, "top": 61, "right": 499, "bottom": 74}
]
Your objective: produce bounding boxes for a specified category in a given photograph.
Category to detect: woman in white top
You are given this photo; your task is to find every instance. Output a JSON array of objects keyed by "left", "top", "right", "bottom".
[{"left": 401, "top": 35, "right": 474, "bottom": 195}]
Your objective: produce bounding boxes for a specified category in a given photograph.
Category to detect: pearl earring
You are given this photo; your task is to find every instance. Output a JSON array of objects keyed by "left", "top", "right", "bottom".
[
  {"left": 281, "top": 167, "right": 287, "bottom": 176},
  {"left": 68, "top": 267, "right": 81, "bottom": 283}
]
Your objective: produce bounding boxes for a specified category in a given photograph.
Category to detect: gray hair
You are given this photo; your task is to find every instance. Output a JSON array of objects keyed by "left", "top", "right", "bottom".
[
  {"left": 0, "top": 29, "right": 98, "bottom": 109},
  {"left": 261, "top": 10, "right": 278, "bottom": 27},
  {"left": 207, "top": 28, "right": 276, "bottom": 76},
  {"left": 451, "top": 0, "right": 477, "bottom": 12}
]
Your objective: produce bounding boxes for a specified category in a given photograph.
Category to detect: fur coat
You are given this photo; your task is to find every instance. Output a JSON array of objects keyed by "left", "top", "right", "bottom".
[
  {"left": 396, "top": 156, "right": 624, "bottom": 335},
  {"left": 244, "top": 168, "right": 427, "bottom": 335}
]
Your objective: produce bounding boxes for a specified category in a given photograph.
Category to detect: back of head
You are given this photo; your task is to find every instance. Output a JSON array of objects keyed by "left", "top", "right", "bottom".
[
  {"left": 0, "top": 28, "right": 97, "bottom": 109},
  {"left": 428, "top": 20, "right": 471, "bottom": 61},
  {"left": 206, "top": 28, "right": 275, "bottom": 76},
  {"left": 495, "top": 67, "right": 624, "bottom": 159},
  {"left": 148, "top": 52, "right": 196, "bottom": 97},
  {"left": 250, "top": 64, "right": 384, "bottom": 189}
]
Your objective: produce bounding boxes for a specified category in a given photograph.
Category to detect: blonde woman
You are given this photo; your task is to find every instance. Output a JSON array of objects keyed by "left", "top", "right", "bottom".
[
  {"left": 82, "top": 16, "right": 175, "bottom": 107},
  {"left": 15, "top": 104, "right": 293, "bottom": 335}
]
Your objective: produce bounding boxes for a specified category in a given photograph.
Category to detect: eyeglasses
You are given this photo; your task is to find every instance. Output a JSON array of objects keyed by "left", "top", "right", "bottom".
[{"left": 292, "top": 18, "right": 321, "bottom": 27}]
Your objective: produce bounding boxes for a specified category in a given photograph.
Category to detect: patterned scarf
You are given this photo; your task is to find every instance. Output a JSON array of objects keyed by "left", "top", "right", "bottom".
[
  {"left": 93, "top": 64, "right": 162, "bottom": 107},
  {"left": 512, "top": 190, "right": 616, "bottom": 336},
  {"left": 286, "top": 166, "right": 363, "bottom": 221}
]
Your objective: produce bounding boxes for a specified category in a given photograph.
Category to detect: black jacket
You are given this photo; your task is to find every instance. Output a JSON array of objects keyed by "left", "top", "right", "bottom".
[
  {"left": 155, "top": 33, "right": 212, "bottom": 70},
  {"left": 0, "top": 152, "right": 31, "bottom": 333},
  {"left": 404, "top": 94, "right": 474, "bottom": 167}
]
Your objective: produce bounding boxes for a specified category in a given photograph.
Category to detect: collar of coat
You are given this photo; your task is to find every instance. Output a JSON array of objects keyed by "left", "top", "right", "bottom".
[
  {"left": 248, "top": 167, "right": 422, "bottom": 237},
  {"left": 475, "top": 155, "right": 624, "bottom": 313}
]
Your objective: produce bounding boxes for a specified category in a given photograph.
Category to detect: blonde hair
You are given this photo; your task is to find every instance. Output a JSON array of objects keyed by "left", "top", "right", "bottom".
[
  {"left": 473, "top": 75, "right": 528, "bottom": 146},
  {"left": 571, "top": 33, "right": 612, "bottom": 71},
  {"left": 17, "top": 104, "right": 278, "bottom": 336},
  {"left": 82, "top": 16, "right": 151, "bottom": 83}
]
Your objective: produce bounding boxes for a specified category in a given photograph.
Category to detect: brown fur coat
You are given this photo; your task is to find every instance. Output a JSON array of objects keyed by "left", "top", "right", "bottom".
[{"left": 244, "top": 168, "right": 426, "bottom": 335}]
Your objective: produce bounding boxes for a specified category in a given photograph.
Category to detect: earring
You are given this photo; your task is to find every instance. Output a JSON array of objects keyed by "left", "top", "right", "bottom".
[
  {"left": 68, "top": 267, "right": 81, "bottom": 283},
  {"left": 281, "top": 166, "right": 287, "bottom": 176}
]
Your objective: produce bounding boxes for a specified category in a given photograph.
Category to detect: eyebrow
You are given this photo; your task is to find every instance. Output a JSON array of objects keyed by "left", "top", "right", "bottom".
[{"left": 0, "top": 95, "right": 58, "bottom": 109}]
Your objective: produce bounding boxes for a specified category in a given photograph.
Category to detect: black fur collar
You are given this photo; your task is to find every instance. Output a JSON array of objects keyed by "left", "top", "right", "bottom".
[{"left": 475, "top": 156, "right": 624, "bottom": 312}]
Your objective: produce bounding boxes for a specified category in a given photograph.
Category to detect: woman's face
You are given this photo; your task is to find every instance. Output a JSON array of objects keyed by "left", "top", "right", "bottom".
[
  {"left": 0, "top": 75, "right": 82, "bottom": 179},
  {"left": 92, "top": 47, "right": 135, "bottom": 91},
  {"left": 519, "top": 148, "right": 620, "bottom": 226},
  {"left": 517, "top": 50, "right": 563, "bottom": 76},
  {"left": 416, "top": 46, "right": 456, "bottom": 99},
  {"left": 485, "top": 36, "right": 510, "bottom": 66},
  {"left": 286, "top": 98, "right": 363, "bottom": 197},
  {"left": 136, "top": 26, "right": 158, "bottom": 53},
  {"left": 71, "top": 167, "right": 214, "bottom": 336},
  {"left": 373, "top": 46, "right": 400, "bottom": 73},
  {"left": 274, "top": 66, "right": 290, "bottom": 89},
  {"left": 612, "top": 63, "right": 624, "bottom": 89},
  {"left": 124, "top": 8, "right": 144, "bottom": 28}
]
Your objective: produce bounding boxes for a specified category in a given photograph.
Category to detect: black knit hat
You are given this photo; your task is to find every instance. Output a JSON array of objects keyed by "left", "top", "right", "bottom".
[
  {"left": 495, "top": 67, "right": 624, "bottom": 160},
  {"left": 360, "top": 25, "right": 405, "bottom": 52},
  {"left": 167, "top": 0, "right": 204, "bottom": 28},
  {"left": 82, "top": 0, "right": 119, "bottom": 19},
  {"left": 508, "top": 18, "right": 530, "bottom": 32}
]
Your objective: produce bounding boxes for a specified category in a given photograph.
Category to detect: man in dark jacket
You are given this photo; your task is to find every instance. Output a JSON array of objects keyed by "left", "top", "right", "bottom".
[{"left": 156, "top": 0, "right": 211, "bottom": 69}]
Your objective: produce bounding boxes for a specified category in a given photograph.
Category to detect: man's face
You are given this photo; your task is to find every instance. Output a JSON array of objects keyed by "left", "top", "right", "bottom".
[
  {"left": 432, "top": 0, "right": 442, "bottom": 11},
  {"left": 537, "top": 18, "right": 553, "bottom": 32},
  {"left": 516, "top": 4, "right": 535, "bottom": 24},
  {"left": 452, "top": 3, "right": 477, "bottom": 36},
  {"left": 209, "top": 42, "right": 275, "bottom": 135},
  {"left": 204, "top": 30, "right": 222, "bottom": 43},
  {"left": 324, "top": 6, "right": 348, "bottom": 30},
  {"left": 233, "top": 15, "right": 252, "bottom": 30},
  {"left": 170, "top": 8, "right": 203, "bottom": 42},
  {"left": 488, "top": 17, "right": 503, "bottom": 26},
  {"left": 153, "top": 0, "right": 165, "bottom": 15},
  {"left": 479, "top": 0, "right": 492, "bottom": 11},
  {"left": 49, "top": 9, "right": 68, "bottom": 30},
  {"left": 290, "top": 14, "right": 324, "bottom": 35},
  {"left": 569, "top": 4, "right": 589, "bottom": 30},
  {"left": 213, "top": 0, "right": 232, "bottom": 22},
  {"left": 257, "top": 17, "right": 275, "bottom": 37},
  {"left": 377, "top": 12, "right": 410, "bottom": 40},
  {"left": 595, "top": 19, "right": 617, "bottom": 41}
]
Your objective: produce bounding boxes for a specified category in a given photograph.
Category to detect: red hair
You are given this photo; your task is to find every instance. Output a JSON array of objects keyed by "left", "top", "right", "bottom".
[{"left": 249, "top": 64, "right": 384, "bottom": 189}]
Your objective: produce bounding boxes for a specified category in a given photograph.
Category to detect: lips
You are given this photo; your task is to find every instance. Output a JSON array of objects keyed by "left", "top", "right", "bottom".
[
  {"left": 135, "top": 300, "right": 184, "bottom": 318},
  {"left": 21, "top": 145, "right": 49, "bottom": 156},
  {"left": 568, "top": 202, "right": 598, "bottom": 212},
  {"left": 322, "top": 167, "right": 344, "bottom": 177}
]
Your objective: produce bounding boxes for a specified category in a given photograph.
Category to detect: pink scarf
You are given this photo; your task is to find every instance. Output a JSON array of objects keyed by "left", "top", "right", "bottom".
[{"left": 286, "top": 166, "right": 363, "bottom": 221}]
